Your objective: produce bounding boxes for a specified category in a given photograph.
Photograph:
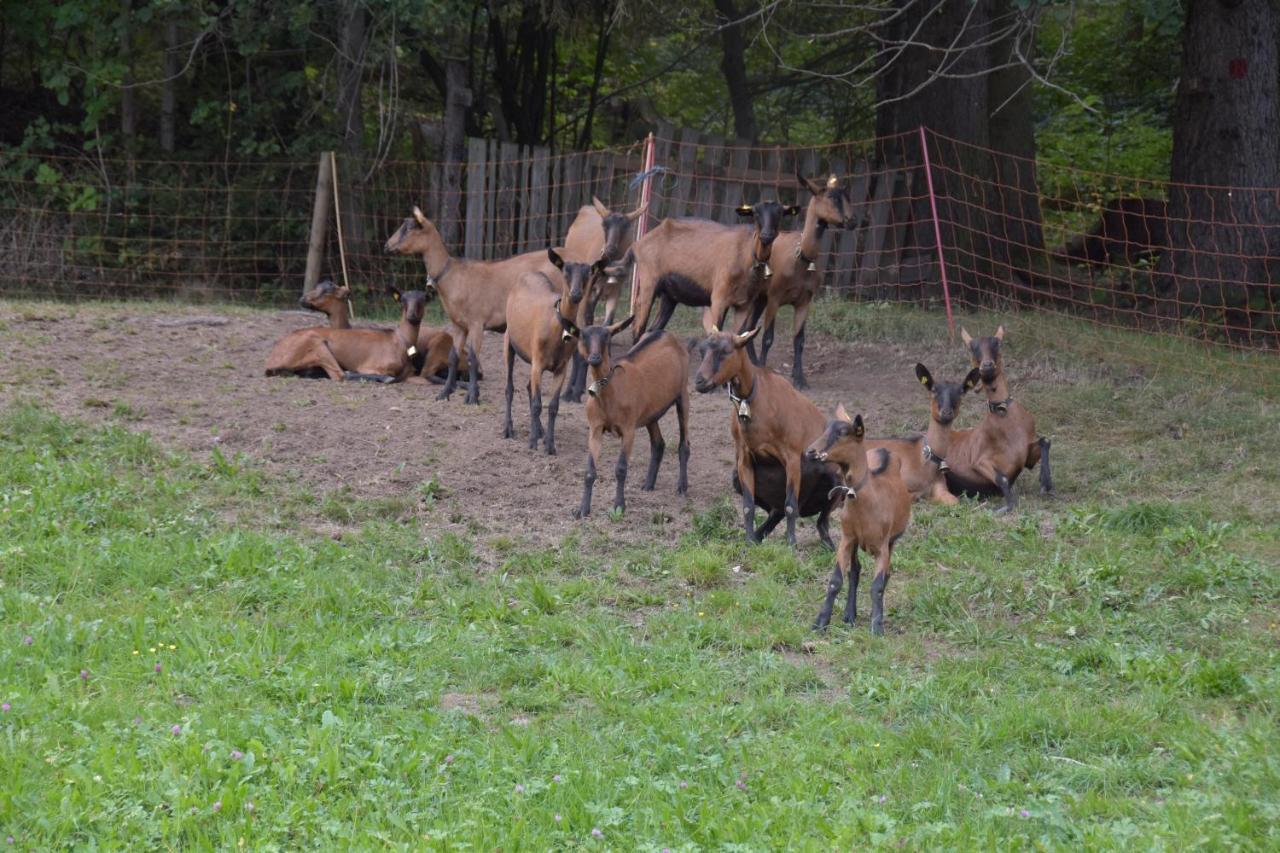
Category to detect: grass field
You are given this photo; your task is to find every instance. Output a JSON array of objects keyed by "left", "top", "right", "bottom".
[{"left": 1, "top": 302, "right": 1278, "bottom": 848}]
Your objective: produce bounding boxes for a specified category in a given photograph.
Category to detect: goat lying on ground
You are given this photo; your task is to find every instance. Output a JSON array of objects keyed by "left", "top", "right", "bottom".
[
  {"left": 744, "top": 173, "right": 855, "bottom": 387},
  {"left": 692, "top": 316, "right": 830, "bottom": 547},
  {"left": 864, "top": 363, "right": 981, "bottom": 505},
  {"left": 264, "top": 286, "right": 427, "bottom": 382},
  {"left": 573, "top": 317, "right": 690, "bottom": 518},
  {"left": 561, "top": 197, "right": 646, "bottom": 403},
  {"left": 384, "top": 206, "right": 559, "bottom": 404},
  {"left": 806, "top": 407, "right": 911, "bottom": 635},
  {"left": 503, "top": 250, "right": 604, "bottom": 455},
  {"left": 944, "top": 326, "right": 1054, "bottom": 512},
  {"left": 627, "top": 200, "right": 798, "bottom": 342},
  {"left": 731, "top": 457, "right": 839, "bottom": 549},
  {"left": 263, "top": 281, "right": 353, "bottom": 379}
]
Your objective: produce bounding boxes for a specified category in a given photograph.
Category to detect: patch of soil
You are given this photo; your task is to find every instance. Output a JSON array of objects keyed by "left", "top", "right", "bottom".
[{"left": 0, "top": 303, "right": 962, "bottom": 551}]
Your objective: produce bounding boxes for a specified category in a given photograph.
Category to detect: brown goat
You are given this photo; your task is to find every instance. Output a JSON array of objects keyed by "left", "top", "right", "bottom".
[
  {"left": 264, "top": 287, "right": 428, "bottom": 382},
  {"left": 806, "top": 407, "right": 912, "bottom": 635},
  {"left": 262, "top": 281, "right": 353, "bottom": 379},
  {"left": 744, "top": 173, "right": 856, "bottom": 388},
  {"left": 574, "top": 317, "right": 690, "bottom": 518},
  {"left": 564, "top": 196, "right": 646, "bottom": 325},
  {"left": 944, "top": 326, "right": 1054, "bottom": 512},
  {"left": 692, "top": 315, "right": 828, "bottom": 546},
  {"left": 383, "top": 207, "right": 559, "bottom": 404},
  {"left": 627, "top": 201, "right": 798, "bottom": 343},
  {"left": 865, "top": 363, "right": 982, "bottom": 506},
  {"left": 503, "top": 250, "right": 604, "bottom": 455}
]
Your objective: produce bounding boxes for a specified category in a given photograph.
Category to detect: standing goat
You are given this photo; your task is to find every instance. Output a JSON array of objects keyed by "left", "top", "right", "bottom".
[
  {"left": 806, "top": 407, "right": 912, "bottom": 635},
  {"left": 573, "top": 318, "right": 690, "bottom": 518},
  {"left": 502, "top": 250, "right": 604, "bottom": 455},
  {"left": 865, "top": 363, "right": 981, "bottom": 505},
  {"left": 561, "top": 197, "right": 646, "bottom": 403},
  {"left": 744, "top": 173, "right": 856, "bottom": 387},
  {"left": 944, "top": 326, "right": 1054, "bottom": 512},
  {"left": 627, "top": 201, "right": 798, "bottom": 342},
  {"left": 264, "top": 286, "right": 427, "bottom": 382},
  {"left": 692, "top": 316, "right": 829, "bottom": 547},
  {"left": 383, "top": 207, "right": 559, "bottom": 404}
]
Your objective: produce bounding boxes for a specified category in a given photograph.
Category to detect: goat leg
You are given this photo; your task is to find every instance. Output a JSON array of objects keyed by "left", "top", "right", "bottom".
[
  {"left": 437, "top": 346, "right": 460, "bottom": 401},
  {"left": 575, "top": 431, "right": 602, "bottom": 518},
  {"left": 743, "top": 296, "right": 766, "bottom": 365},
  {"left": 464, "top": 341, "right": 482, "bottom": 405},
  {"left": 502, "top": 339, "right": 516, "bottom": 439},
  {"left": 652, "top": 293, "right": 678, "bottom": 332},
  {"left": 544, "top": 368, "right": 567, "bottom": 456},
  {"left": 992, "top": 469, "right": 1017, "bottom": 514},
  {"left": 562, "top": 353, "right": 586, "bottom": 403},
  {"left": 813, "top": 562, "right": 843, "bottom": 631},
  {"left": 675, "top": 392, "right": 690, "bottom": 496},
  {"left": 791, "top": 302, "right": 812, "bottom": 390},
  {"left": 842, "top": 550, "right": 861, "bottom": 625},
  {"left": 612, "top": 428, "right": 636, "bottom": 514},
  {"left": 641, "top": 422, "right": 664, "bottom": 491},
  {"left": 816, "top": 507, "right": 835, "bottom": 550},
  {"left": 869, "top": 549, "right": 891, "bottom": 636},
  {"left": 755, "top": 510, "right": 784, "bottom": 542},
  {"left": 527, "top": 378, "right": 543, "bottom": 450},
  {"left": 784, "top": 484, "right": 800, "bottom": 546},
  {"left": 1037, "top": 437, "right": 1055, "bottom": 496}
]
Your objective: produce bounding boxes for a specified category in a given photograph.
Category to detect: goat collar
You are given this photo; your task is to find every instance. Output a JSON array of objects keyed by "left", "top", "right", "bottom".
[
  {"left": 587, "top": 365, "right": 620, "bottom": 397},
  {"left": 751, "top": 248, "right": 773, "bottom": 279},
  {"left": 395, "top": 327, "right": 419, "bottom": 359},
  {"left": 922, "top": 443, "right": 949, "bottom": 472},
  {"left": 987, "top": 396, "right": 1013, "bottom": 415},
  {"left": 726, "top": 376, "right": 757, "bottom": 423},
  {"left": 828, "top": 469, "right": 871, "bottom": 502},
  {"left": 794, "top": 243, "right": 818, "bottom": 272},
  {"left": 425, "top": 258, "right": 453, "bottom": 289}
]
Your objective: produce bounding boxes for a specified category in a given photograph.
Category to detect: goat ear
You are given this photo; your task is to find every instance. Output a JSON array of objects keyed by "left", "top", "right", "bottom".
[
  {"left": 852, "top": 414, "right": 865, "bottom": 439},
  {"left": 592, "top": 196, "right": 610, "bottom": 217},
  {"left": 733, "top": 326, "right": 761, "bottom": 348},
  {"left": 835, "top": 403, "right": 852, "bottom": 424},
  {"left": 412, "top": 206, "right": 428, "bottom": 226},
  {"left": 735, "top": 203, "right": 754, "bottom": 218},
  {"left": 627, "top": 202, "right": 648, "bottom": 223},
  {"left": 547, "top": 247, "right": 565, "bottom": 269},
  {"left": 995, "top": 324, "right": 1005, "bottom": 341},
  {"left": 915, "top": 363, "right": 934, "bottom": 390},
  {"left": 784, "top": 205, "right": 801, "bottom": 217},
  {"left": 963, "top": 368, "right": 983, "bottom": 392},
  {"left": 591, "top": 257, "right": 609, "bottom": 275},
  {"left": 608, "top": 315, "right": 635, "bottom": 337},
  {"left": 960, "top": 327, "right": 973, "bottom": 345},
  {"left": 797, "top": 171, "right": 823, "bottom": 196},
  {"left": 387, "top": 285, "right": 402, "bottom": 302}
]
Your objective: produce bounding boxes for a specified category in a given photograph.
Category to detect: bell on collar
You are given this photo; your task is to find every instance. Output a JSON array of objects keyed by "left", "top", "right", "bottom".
[
  {"left": 406, "top": 345, "right": 417, "bottom": 357},
  {"left": 806, "top": 260, "right": 817, "bottom": 272},
  {"left": 737, "top": 399, "right": 752, "bottom": 422},
  {"left": 588, "top": 379, "right": 603, "bottom": 397}
]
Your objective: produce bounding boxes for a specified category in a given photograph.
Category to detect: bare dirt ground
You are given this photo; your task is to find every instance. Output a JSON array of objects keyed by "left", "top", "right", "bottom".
[{"left": 0, "top": 301, "right": 960, "bottom": 550}]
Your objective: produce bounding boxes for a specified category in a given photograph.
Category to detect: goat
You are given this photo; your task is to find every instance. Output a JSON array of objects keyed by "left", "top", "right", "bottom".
[
  {"left": 743, "top": 173, "right": 856, "bottom": 387},
  {"left": 264, "top": 286, "right": 427, "bottom": 382},
  {"left": 692, "top": 315, "right": 829, "bottom": 547},
  {"left": 573, "top": 316, "right": 690, "bottom": 518},
  {"left": 731, "top": 457, "right": 839, "bottom": 549},
  {"left": 383, "top": 206, "right": 559, "bottom": 404},
  {"left": 503, "top": 250, "right": 604, "bottom": 455},
  {"left": 627, "top": 201, "right": 798, "bottom": 343},
  {"left": 943, "top": 326, "right": 1054, "bottom": 512},
  {"left": 262, "top": 281, "right": 353, "bottom": 379},
  {"left": 561, "top": 197, "right": 646, "bottom": 403},
  {"left": 806, "top": 407, "right": 912, "bottom": 635},
  {"left": 864, "top": 363, "right": 982, "bottom": 505}
]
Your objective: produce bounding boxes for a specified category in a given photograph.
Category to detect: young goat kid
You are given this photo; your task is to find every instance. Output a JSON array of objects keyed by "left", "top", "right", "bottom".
[
  {"left": 693, "top": 316, "right": 830, "bottom": 547},
  {"left": 806, "top": 407, "right": 912, "bottom": 635},
  {"left": 573, "top": 317, "right": 690, "bottom": 518},
  {"left": 944, "top": 326, "right": 1054, "bottom": 512},
  {"left": 264, "top": 286, "right": 427, "bottom": 382},
  {"left": 744, "top": 173, "right": 856, "bottom": 387},
  {"left": 502, "top": 250, "right": 605, "bottom": 455},
  {"left": 384, "top": 207, "right": 560, "bottom": 403},
  {"left": 864, "top": 363, "right": 982, "bottom": 505}
]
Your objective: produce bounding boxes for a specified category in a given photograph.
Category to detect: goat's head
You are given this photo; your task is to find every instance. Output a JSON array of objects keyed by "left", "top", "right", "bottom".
[
  {"left": 693, "top": 314, "right": 760, "bottom": 393},
  {"left": 915, "top": 363, "right": 981, "bottom": 426},
  {"left": 960, "top": 325, "right": 1005, "bottom": 385},
  {"left": 592, "top": 196, "right": 647, "bottom": 261},
  {"left": 548, "top": 248, "right": 607, "bottom": 307},
  {"left": 798, "top": 172, "right": 856, "bottom": 229},
  {"left": 298, "top": 279, "right": 351, "bottom": 314},
  {"left": 384, "top": 206, "right": 441, "bottom": 256},
  {"left": 387, "top": 285, "right": 428, "bottom": 325},
  {"left": 576, "top": 315, "right": 635, "bottom": 370},
  {"left": 805, "top": 405, "right": 865, "bottom": 468},
  {"left": 735, "top": 200, "right": 799, "bottom": 263}
]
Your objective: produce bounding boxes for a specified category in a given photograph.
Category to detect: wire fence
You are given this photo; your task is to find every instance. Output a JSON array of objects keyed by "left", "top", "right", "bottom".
[{"left": 1, "top": 127, "right": 1278, "bottom": 358}]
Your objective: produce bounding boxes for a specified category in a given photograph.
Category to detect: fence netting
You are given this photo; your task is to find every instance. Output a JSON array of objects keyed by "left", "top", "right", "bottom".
[{"left": 1, "top": 127, "right": 1278, "bottom": 357}]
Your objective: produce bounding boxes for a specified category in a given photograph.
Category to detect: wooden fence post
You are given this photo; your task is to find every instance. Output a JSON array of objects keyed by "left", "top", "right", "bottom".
[{"left": 303, "top": 151, "right": 333, "bottom": 295}]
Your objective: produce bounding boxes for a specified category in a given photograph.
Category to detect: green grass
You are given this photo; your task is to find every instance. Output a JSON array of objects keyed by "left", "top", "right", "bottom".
[{"left": 2, "top": 306, "right": 1280, "bottom": 848}]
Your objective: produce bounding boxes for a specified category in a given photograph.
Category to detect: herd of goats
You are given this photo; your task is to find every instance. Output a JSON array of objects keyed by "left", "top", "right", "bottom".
[{"left": 263, "top": 173, "right": 1054, "bottom": 634}]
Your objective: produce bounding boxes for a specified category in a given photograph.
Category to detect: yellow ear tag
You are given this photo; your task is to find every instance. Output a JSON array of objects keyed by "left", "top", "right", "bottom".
[
  {"left": 406, "top": 346, "right": 417, "bottom": 357},
  {"left": 919, "top": 376, "right": 929, "bottom": 385}
]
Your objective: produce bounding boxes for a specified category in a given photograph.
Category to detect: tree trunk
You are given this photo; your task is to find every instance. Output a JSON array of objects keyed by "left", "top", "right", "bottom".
[
  {"left": 335, "top": 0, "right": 368, "bottom": 251},
  {"left": 441, "top": 60, "right": 471, "bottom": 251},
  {"left": 160, "top": 19, "right": 179, "bottom": 153},
  {"left": 713, "top": 0, "right": 758, "bottom": 142},
  {"left": 119, "top": 0, "right": 136, "bottom": 145},
  {"left": 1159, "top": 0, "right": 1280, "bottom": 333},
  {"left": 577, "top": 4, "right": 612, "bottom": 149},
  {"left": 486, "top": 0, "right": 554, "bottom": 146}
]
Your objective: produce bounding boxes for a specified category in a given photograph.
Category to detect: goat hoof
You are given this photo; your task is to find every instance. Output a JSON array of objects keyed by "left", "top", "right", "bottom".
[
  {"left": 792, "top": 376, "right": 809, "bottom": 390},
  {"left": 1041, "top": 487, "right": 1057, "bottom": 497},
  {"left": 502, "top": 426, "right": 514, "bottom": 439},
  {"left": 811, "top": 621, "right": 829, "bottom": 633},
  {"left": 573, "top": 507, "right": 586, "bottom": 519},
  {"left": 465, "top": 397, "right": 480, "bottom": 406},
  {"left": 435, "top": 389, "right": 453, "bottom": 402},
  {"left": 820, "top": 536, "right": 835, "bottom": 551},
  {"left": 545, "top": 444, "right": 557, "bottom": 456},
  {"left": 640, "top": 483, "right": 656, "bottom": 492},
  {"left": 842, "top": 614, "right": 857, "bottom": 626}
]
